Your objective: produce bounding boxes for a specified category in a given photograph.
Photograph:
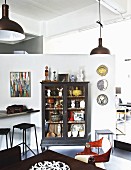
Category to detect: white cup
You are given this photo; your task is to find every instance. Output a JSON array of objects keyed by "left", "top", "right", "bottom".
[
  {"left": 72, "top": 131, "right": 78, "bottom": 137},
  {"left": 68, "top": 131, "right": 71, "bottom": 137},
  {"left": 79, "top": 131, "right": 85, "bottom": 137}
]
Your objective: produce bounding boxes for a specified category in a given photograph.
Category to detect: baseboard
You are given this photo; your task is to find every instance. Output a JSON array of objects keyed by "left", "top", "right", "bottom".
[{"left": 114, "top": 140, "right": 131, "bottom": 152}]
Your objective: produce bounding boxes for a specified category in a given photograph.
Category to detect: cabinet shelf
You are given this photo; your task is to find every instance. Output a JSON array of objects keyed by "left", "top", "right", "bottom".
[
  {"left": 45, "top": 108, "right": 63, "bottom": 111},
  {"left": 41, "top": 81, "right": 90, "bottom": 150},
  {"left": 67, "top": 108, "right": 85, "bottom": 111},
  {"left": 46, "top": 96, "right": 63, "bottom": 99},
  {"left": 68, "top": 121, "right": 85, "bottom": 124},
  {"left": 67, "top": 96, "right": 85, "bottom": 99},
  {"left": 46, "top": 121, "right": 63, "bottom": 124}
]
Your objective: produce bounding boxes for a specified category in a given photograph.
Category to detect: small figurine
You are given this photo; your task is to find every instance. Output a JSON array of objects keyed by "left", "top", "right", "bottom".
[
  {"left": 45, "top": 66, "right": 49, "bottom": 81},
  {"left": 57, "top": 87, "right": 63, "bottom": 96},
  {"left": 71, "top": 100, "right": 75, "bottom": 108},
  {"left": 80, "top": 100, "right": 85, "bottom": 108},
  {"left": 47, "top": 89, "right": 51, "bottom": 96},
  {"left": 70, "top": 74, "right": 76, "bottom": 82},
  {"left": 77, "top": 69, "right": 84, "bottom": 82},
  {"left": 53, "top": 71, "right": 57, "bottom": 81}
]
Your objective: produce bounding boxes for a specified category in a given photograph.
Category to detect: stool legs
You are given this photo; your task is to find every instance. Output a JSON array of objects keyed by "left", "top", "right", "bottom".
[
  {"left": 23, "top": 129, "right": 25, "bottom": 155},
  {"left": 11, "top": 125, "right": 39, "bottom": 156},
  {"left": 11, "top": 127, "right": 14, "bottom": 147},
  {"left": 34, "top": 126, "right": 39, "bottom": 154},
  {"left": 6, "top": 134, "right": 8, "bottom": 148},
  {"left": 0, "top": 129, "right": 11, "bottom": 149},
  {"left": 5, "top": 132, "right": 11, "bottom": 149}
]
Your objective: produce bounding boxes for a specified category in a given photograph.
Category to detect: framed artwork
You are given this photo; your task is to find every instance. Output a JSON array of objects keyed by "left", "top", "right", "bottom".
[
  {"left": 10, "top": 72, "right": 31, "bottom": 97},
  {"left": 58, "top": 74, "right": 69, "bottom": 82}
]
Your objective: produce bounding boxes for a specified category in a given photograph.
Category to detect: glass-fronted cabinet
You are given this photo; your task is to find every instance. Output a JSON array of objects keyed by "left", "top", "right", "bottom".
[{"left": 40, "top": 81, "right": 90, "bottom": 150}]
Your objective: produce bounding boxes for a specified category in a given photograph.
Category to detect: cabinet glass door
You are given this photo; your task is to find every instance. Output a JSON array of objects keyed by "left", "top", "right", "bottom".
[
  {"left": 45, "top": 85, "right": 64, "bottom": 138},
  {"left": 67, "top": 85, "right": 86, "bottom": 138}
]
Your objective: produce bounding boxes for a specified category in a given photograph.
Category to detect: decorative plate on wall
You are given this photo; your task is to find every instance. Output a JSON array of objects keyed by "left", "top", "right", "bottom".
[
  {"left": 97, "top": 79, "right": 108, "bottom": 91},
  {"left": 97, "top": 94, "right": 108, "bottom": 106},
  {"left": 96, "top": 65, "right": 108, "bottom": 76}
]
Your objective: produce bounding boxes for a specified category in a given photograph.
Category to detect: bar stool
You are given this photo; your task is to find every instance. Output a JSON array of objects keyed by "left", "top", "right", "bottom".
[
  {"left": 11, "top": 123, "right": 39, "bottom": 156},
  {"left": 0, "top": 128, "right": 11, "bottom": 149}
]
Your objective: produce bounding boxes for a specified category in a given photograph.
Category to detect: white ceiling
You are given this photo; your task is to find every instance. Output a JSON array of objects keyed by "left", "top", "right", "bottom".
[
  {"left": 0, "top": 0, "right": 130, "bottom": 44},
  {"left": 6, "top": 0, "right": 97, "bottom": 21}
]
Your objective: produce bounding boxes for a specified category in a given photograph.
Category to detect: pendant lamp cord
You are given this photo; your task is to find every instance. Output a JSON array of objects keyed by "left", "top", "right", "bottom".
[
  {"left": 96, "top": 0, "right": 103, "bottom": 38},
  {"left": 5, "top": 0, "right": 6, "bottom": 4}
]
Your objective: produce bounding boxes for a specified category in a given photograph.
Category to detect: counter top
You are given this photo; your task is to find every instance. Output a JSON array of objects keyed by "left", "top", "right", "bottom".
[{"left": 0, "top": 109, "right": 40, "bottom": 118}]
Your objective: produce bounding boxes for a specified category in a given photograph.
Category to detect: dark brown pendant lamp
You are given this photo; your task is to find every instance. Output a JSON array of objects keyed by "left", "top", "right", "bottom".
[
  {"left": 90, "top": 0, "right": 110, "bottom": 55},
  {"left": 0, "top": 0, "right": 25, "bottom": 41}
]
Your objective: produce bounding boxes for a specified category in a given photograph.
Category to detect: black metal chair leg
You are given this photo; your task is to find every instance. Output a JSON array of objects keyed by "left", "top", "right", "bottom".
[
  {"left": 6, "top": 134, "right": 8, "bottom": 149},
  {"left": 23, "top": 129, "right": 25, "bottom": 155},
  {"left": 11, "top": 128, "right": 14, "bottom": 147},
  {"left": 34, "top": 126, "right": 39, "bottom": 154},
  {"left": 9, "top": 131, "right": 12, "bottom": 148}
]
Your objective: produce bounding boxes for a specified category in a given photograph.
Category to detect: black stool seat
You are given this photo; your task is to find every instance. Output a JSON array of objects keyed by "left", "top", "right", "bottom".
[
  {"left": 0, "top": 128, "right": 10, "bottom": 135},
  {"left": 13, "top": 123, "right": 36, "bottom": 130},
  {"left": 11, "top": 123, "right": 39, "bottom": 157},
  {"left": 0, "top": 128, "right": 11, "bottom": 149}
]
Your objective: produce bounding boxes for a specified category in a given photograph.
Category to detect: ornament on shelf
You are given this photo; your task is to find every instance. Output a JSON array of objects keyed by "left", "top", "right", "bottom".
[
  {"left": 73, "top": 87, "right": 82, "bottom": 96},
  {"left": 47, "top": 89, "right": 51, "bottom": 96},
  {"left": 68, "top": 89, "right": 73, "bottom": 96},
  {"left": 55, "top": 100, "right": 63, "bottom": 108},
  {"left": 53, "top": 71, "right": 57, "bottom": 81},
  {"left": 57, "top": 87, "right": 63, "bottom": 97},
  {"left": 71, "top": 100, "right": 75, "bottom": 108},
  {"left": 77, "top": 69, "right": 84, "bottom": 82},
  {"left": 69, "top": 111, "right": 74, "bottom": 121},
  {"left": 70, "top": 74, "right": 76, "bottom": 82},
  {"left": 80, "top": 100, "right": 85, "bottom": 108},
  {"left": 45, "top": 66, "right": 49, "bottom": 81}
]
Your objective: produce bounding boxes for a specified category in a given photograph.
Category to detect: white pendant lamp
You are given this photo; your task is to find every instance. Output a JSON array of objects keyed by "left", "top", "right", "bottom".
[{"left": 0, "top": 0, "right": 25, "bottom": 41}]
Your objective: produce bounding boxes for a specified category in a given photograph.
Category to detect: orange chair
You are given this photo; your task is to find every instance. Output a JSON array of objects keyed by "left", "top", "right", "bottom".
[
  {"left": 75, "top": 137, "right": 112, "bottom": 165},
  {"left": 88, "top": 137, "right": 103, "bottom": 154},
  {"left": 76, "top": 137, "right": 103, "bottom": 156},
  {"left": 93, "top": 147, "right": 112, "bottom": 163}
]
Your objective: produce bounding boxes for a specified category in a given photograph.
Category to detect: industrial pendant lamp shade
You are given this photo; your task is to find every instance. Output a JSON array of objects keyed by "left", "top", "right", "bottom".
[
  {"left": 90, "top": 38, "right": 110, "bottom": 54},
  {"left": 0, "top": 1, "right": 25, "bottom": 41},
  {"left": 90, "top": 0, "right": 110, "bottom": 55}
]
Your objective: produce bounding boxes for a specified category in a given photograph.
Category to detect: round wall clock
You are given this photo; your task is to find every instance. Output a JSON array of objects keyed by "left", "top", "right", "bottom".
[
  {"left": 97, "top": 79, "right": 108, "bottom": 91},
  {"left": 96, "top": 65, "right": 108, "bottom": 76},
  {"left": 97, "top": 94, "right": 108, "bottom": 106}
]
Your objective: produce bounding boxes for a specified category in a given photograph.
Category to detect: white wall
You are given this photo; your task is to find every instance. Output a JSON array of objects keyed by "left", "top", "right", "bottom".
[
  {"left": 0, "top": 54, "right": 115, "bottom": 149},
  {"left": 45, "top": 19, "right": 131, "bottom": 103},
  {"left": 0, "top": 55, "right": 44, "bottom": 126},
  {"left": 88, "top": 54, "right": 116, "bottom": 140}
]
